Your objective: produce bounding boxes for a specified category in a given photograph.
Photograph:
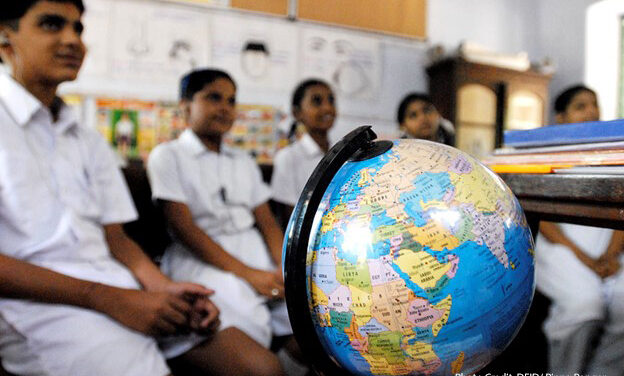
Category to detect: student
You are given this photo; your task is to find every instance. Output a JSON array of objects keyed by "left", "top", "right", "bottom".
[
  {"left": 147, "top": 69, "right": 301, "bottom": 376},
  {"left": 396, "top": 92, "right": 455, "bottom": 146},
  {"left": 0, "top": 2, "right": 280, "bottom": 376},
  {"left": 535, "top": 85, "right": 624, "bottom": 375},
  {"left": 271, "top": 79, "right": 337, "bottom": 223}
]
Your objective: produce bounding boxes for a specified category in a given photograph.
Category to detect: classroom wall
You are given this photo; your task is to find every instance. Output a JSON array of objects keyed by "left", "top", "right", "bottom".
[
  {"left": 586, "top": 0, "right": 624, "bottom": 120},
  {"left": 530, "top": 0, "right": 601, "bottom": 122},
  {"left": 428, "top": 0, "right": 601, "bottom": 124},
  {"left": 3, "top": 1, "right": 603, "bottom": 139},
  {"left": 428, "top": 0, "right": 532, "bottom": 56}
]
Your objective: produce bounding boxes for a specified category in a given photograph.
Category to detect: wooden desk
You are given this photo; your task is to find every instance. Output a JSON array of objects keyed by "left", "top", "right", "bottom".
[
  {"left": 481, "top": 173, "right": 624, "bottom": 373},
  {"left": 499, "top": 173, "right": 624, "bottom": 231}
]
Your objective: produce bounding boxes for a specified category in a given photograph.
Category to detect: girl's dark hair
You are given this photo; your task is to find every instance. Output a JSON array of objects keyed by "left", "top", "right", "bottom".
[
  {"left": 291, "top": 78, "right": 331, "bottom": 114},
  {"left": 1, "top": 1, "right": 85, "bottom": 24},
  {"left": 554, "top": 85, "right": 596, "bottom": 114},
  {"left": 179, "top": 69, "right": 236, "bottom": 100},
  {"left": 397, "top": 92, "right": 433, "bottom": 124}
]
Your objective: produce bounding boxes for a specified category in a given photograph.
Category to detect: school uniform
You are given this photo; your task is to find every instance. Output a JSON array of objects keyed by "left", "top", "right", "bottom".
[
  {"left": 271, "top": 132, "right": 325, "bottom": 207},
  {"left": 535, "top": 223, "right": 624, "bottom": 374},
  {"left": 147, "top": 129, "right": 291, "bottom": 349},
  {"left": 0, "top": 74, "right": 170, "bottom": 375}
]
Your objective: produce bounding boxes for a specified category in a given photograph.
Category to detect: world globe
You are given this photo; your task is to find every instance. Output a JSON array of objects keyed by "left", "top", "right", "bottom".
[{"left": 283, "top": 127, "right": 535, "bottom": 376}]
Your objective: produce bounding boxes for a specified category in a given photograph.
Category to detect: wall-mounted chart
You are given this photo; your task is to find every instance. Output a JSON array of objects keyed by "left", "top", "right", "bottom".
[
  {"left": 211, "top": 13, "right": 297, "bottom": 91},
  {"left": 109, "top": 0, "right": 210, "bottom": 84},
  {"left": 300, "top": 27, "right": 381, "bottom": 100}
]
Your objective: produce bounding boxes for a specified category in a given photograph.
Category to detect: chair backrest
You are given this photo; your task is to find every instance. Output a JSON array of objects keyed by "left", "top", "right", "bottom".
[{"left": 121, "top": 159, "right": 172, "bottom": 262}]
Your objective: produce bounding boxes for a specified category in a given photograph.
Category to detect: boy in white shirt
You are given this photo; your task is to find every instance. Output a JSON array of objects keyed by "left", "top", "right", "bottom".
[{"left": 0, "top": 2, "right": 273, "bottom": 375}]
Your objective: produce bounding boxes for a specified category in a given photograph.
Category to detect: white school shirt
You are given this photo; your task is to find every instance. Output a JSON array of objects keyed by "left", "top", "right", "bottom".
[
  {"left": 0, "top": 74, "right": 138, "bottom": 284},
  {"left": 147, "top": 128, "right": 271, "bottom": 238},
  {"left": 271, "top": 132, "right": 325, "bottom": 206}
]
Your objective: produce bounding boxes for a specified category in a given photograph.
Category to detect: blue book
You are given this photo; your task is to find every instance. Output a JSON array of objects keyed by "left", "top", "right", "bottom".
[{"left": 503, "top": 119, "right": 624, "bottom": 148}]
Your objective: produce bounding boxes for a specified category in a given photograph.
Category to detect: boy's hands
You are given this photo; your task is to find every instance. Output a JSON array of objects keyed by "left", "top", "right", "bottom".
[
  {"left": 161, "top": 281, "right": 221, "bottom": 335},
  {"left": 88, "top": 281, "right": 221, "bottom": 337},
  {"left": 189, "top": 295, "right": 221, "bottom": 334}
]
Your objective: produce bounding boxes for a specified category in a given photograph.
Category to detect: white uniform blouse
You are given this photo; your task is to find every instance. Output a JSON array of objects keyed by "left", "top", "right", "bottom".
[
  {"left": 147, "top": 128, "right": 271, "bottom": 237},
  {"left": 270, "top": 132, "right": 325, "bottom": 206}
]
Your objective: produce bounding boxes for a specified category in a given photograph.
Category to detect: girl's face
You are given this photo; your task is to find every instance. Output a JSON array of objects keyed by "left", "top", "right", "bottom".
[
  {"left": 184, "top": 77, "right": 236, "bottom": 138},
  {"left": 557, "top": 90, "right": 600, "bottom": 124},
  {"left": 294, "top": 84, "right": 336, "bottom": 133},
  {"left": 401, "top": 99, "right": 441, "bottom": 140}
]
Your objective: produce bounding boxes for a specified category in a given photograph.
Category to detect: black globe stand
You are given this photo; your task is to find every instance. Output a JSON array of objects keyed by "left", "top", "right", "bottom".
[{"left": 284, "top": 126, "right": 392, "bottom": 376}]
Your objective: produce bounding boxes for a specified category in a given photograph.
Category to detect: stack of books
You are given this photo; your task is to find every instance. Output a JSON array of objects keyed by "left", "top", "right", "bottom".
[{"left": 481, "top": 119, "right": 624, "bottom": 174}]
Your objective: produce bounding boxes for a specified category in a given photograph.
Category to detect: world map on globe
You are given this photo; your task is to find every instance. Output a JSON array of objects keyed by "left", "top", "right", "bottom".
[{"left": 305, "top": 139, "right": 535, "bottom": 375}]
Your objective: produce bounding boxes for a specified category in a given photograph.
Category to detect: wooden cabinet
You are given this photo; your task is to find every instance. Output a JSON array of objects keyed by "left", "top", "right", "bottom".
[{"left": 426, "top": 57, "right": 552, "bottom": 157}]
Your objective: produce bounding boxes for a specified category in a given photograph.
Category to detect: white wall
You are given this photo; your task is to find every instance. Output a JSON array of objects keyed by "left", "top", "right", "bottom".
[
  {"left": 3, "top": 1, "right": 606, "bottom": 131},
  {"left": 531, "top": 0, "right": 601, "bottom": 122},
  {"left": 297, "top": 0, "right": 604, "bottom": 136},
  {"left": 428, "top": 0, "right": 533, "bottom": 55},
  {"left": 586, "top": 0, "right": 624, "bottom": 120},
  {"left": 427, "top": 0, "right": 601, "bottom": 124}
]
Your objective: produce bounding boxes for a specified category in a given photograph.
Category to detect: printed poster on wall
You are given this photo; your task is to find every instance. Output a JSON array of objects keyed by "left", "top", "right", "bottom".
[
  {"left": 299, "top": 27, "right": 381, "bottom": 100},
  {"left": 109, "top": 0, "right": 210, "bottom": 85},
  {"left": 222, "top": 104, "right": 287, "bottom": 165},
  {"left": 211, "top": 14, "right": 297, "bottom": 91},
  {"left": 96, "top": 98, "right": 185, "bottom": 161}
]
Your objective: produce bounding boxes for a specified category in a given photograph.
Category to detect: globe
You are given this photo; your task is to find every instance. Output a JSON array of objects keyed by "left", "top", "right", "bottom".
[{"left": 283, "top": 127, "right": 535, "bottom": 376}]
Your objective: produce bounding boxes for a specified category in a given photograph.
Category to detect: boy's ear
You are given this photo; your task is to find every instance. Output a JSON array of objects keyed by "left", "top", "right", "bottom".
[
  {"left": 555, "top": 113, "right": 564, "bottom": 124},
  {"left": 179, "top": 99, "right": 191, "bottom": 120}
]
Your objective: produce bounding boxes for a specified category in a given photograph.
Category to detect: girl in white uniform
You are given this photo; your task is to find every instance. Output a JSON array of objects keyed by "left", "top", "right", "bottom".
[
  {"left": 148, "top": 69, "right": 301, "bottom": 374},
  {"left": 271, "top": 79, "right": 337, "bottom": 226},
  {"left": 535, "top": 85, "right": 624, "bottom": 375}
]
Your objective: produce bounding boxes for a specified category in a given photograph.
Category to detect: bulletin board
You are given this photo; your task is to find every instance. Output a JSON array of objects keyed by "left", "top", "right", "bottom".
[
  {"left": 231, "top": 0, "right": 288, "bottom": 16},
  {"left": 297, "top": 0, "right": 426, "bottom": 39}
]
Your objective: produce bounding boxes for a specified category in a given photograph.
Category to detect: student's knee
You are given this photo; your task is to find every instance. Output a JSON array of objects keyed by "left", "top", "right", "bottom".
[{"left": 247, "top": 353, "right": 284, "bottom": 376}]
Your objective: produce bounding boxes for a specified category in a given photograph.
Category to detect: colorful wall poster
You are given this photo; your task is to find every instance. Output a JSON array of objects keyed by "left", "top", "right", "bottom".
[
  {"left": 223, "top": 104, "right": 287, "bottom": 165},
  {"left": 96, "top": 98, "right": 184, "bottom": 161},
  {"left": 211, "top": 14, "right": 297, "bottom": 91},
  {"left": 300, "top": 27, "right": 381, "bottom": 100}
]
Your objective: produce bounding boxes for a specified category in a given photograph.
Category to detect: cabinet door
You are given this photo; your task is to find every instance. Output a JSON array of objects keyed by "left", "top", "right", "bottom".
[
  {"left": 505, "top": 90, "right": 544, "bottom": 130},
  {"left": 456, "top": 83, "right": 497, "bottom": 157}
]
